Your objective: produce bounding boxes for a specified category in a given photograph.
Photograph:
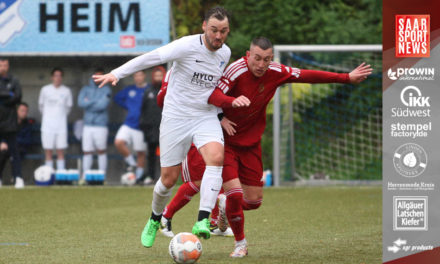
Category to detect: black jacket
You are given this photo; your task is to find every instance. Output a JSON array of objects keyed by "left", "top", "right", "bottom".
[
  {"left": 0, "top": 74, "right": 21, "bottom": 133},
  {"left": 139, "top": 84, "right": 162, "bottom": 144}
]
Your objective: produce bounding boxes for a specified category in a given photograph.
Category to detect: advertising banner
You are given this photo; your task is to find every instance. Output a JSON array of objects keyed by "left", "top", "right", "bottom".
[
  {"left": 0, "top": 0, "right": 169, "bottom": 55},
  {"left": 383, "top": 1, "right": 440, "bottom": 263}
]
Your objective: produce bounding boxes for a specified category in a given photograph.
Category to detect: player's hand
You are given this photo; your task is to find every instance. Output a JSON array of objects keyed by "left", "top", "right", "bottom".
[
  {"left": 221, "top": 117, "right": 237, "bottom": 136},
  {"left": 232, "top": 95, "right": 251, "bottom": 108},
  {"left": 0, "top": 142, "right": 8, "bottom": 151},
  {"left": 349, "top": 62, "right": 373, "bottom": 84},
  {"left": 92, "top": 73, "right": 118, "bottom": 88}
]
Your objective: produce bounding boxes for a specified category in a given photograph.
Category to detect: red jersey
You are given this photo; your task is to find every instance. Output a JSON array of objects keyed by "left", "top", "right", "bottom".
[{"left": 209, "top": 56, "right": 350, "bottom": 147}]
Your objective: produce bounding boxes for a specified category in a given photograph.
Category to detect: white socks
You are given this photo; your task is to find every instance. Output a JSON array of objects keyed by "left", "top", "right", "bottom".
[
  {"left": 199, "top": 166, "right": 223, "bottom": 212},
  {"left": 136, "top": 167, "right": 144, "bottom": 180},
  {"left": 124, "top": 155, "right": 136, "bottom": 167},
  {"left": 45, "top": 160, "right": 54, "bottom": 169},
  {"left": 152, "top": 178, "right": 174, "bottom": 215},
  {"left": 98, "top": 154, "right": 107, "bottom": 171},
  {"left": 83, "top": 154, "right": 93, "bottom": 172},
  {"left": 56, "top": 160, "right": 65, "bottom": 170}
]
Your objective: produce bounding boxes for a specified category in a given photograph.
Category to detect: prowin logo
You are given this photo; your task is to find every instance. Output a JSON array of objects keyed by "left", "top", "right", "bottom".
[
  {"left": 387, "top": 67, "right": 435, "bottom": 81},
  {"left": 400, "top": 86, "right": 430, "bottom": 107}
]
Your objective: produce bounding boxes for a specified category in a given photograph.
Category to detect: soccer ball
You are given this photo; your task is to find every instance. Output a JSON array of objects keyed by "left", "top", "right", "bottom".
[
  {"left": 169, "top": 232, "right": 202, "bottom": 264},
  {"left": 34, "top": 165, "right": 54, "bottom": 185},
  {"left": 120, "top": 172, "right": 136, "bottom": 186}
]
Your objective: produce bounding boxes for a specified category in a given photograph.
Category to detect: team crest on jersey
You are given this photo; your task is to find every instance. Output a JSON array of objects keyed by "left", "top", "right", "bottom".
[
  {"left": 220, "top": 61, "right": 225, "bottom": 68},
  {"left": 129, "top": 90, "right": 136, "bottom": 97},
  {"left": 0, "top": 0, "right": 26, "bottom": 45},
  {"left": 258, "top": 83, "right": 265, "bottom": 93}
]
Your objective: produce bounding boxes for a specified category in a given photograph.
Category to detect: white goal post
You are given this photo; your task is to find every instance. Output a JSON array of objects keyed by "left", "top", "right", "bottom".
[{"left": 272, "top": 44, "right": 382, "bottom": 186}]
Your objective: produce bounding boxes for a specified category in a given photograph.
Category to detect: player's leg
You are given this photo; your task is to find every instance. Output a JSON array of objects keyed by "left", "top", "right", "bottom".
[
  {"left": 193, "top": 117, "right": 224, "bottom": 239},
  {"left": 42, "top": 131, "right": 55, "bottom": 169},
  {"left": 241, "top": 184, "right": 263, "bottom": 210},
  {"left": 141, "top": 117, "right": 193, "bottom": 248},
  {"left": 94, "top": 126, "right": 109, "bottom": 173},
  {"left": 81, "top": 126, "right": 95, "bottom": 181},
  {"left": 223, "top": 178, "right": 248, "bottom": 257},
  {"left": 133, "top": 129, "right": 147, "bottom": 180},
  {"left": 227, "top": 144, "right": 264, "bottom": 257},
  {"left": 114, "top": 125, "right": 136, "bottom": 170},
  {"left": 55, "top": 131, "right": 68, "bottom": 170}
]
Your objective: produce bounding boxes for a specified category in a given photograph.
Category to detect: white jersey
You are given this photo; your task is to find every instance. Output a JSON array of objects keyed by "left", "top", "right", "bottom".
[
  {"left": 112, "top": 34, "right": 230, "bottom": 118},
  {"left": 38, "top": 84, "right": 73, "bottom": 132}
]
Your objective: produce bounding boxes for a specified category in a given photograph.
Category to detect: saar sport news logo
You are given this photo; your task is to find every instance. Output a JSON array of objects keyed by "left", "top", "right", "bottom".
[
  {"left": 0, "top": 0, "right": 26, "bottom": 45},
  {"left": 396, "top": 15, "right": 430, "bottom": 57},
  {"left": 387, "top": 67, "right": 435, "bottom": 81}
]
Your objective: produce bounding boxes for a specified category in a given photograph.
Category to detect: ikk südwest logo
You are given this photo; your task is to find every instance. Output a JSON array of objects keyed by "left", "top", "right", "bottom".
[{"left": 396, "top": 15, "right": 430, "bottom": 57}]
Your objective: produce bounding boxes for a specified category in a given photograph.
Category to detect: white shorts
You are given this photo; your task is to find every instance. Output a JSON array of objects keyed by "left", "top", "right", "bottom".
[
  {"left": 82, "top": 126, "right": 108, "bottom": 152},
  {"left": 159, "top": 116, "right": 224, "bottom": 167},
  {"left": 115, "top": 124, "right": 147, "bottom": 152},
  {"left": 41, "top": 131, "right": 68, "bottom": 150}
]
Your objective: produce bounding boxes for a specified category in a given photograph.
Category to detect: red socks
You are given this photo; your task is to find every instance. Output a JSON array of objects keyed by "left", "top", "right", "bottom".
[
  {"left": 225, "top": 188, "right": 245, "bottom": 241},
  {"left": 163, "top": 182, "right": 199, "bottom": 219}
]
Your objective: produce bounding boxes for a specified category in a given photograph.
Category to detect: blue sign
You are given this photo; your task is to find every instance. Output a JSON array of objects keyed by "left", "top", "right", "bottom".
[{"left": 0, "top": 0, "right": 170, "bottom": 54}]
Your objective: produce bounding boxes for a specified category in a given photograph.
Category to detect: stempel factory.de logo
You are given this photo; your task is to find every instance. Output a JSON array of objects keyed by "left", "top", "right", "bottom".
[{"left": 395, "top": 15, "right": 430, "bottom": 57}]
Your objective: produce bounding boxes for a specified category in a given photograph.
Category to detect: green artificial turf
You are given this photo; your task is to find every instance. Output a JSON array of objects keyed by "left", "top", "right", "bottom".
[{"left": 0, "top": 186, "right": 381, "bottom": 264}]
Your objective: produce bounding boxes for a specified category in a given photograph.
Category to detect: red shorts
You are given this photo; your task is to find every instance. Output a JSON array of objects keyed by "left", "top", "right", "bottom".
[
  {"left": 181, "top": 145, "right": 205, "bottom": 183},
  {"left": 222, "top": 144, "right": 264, "bottom": 187}
]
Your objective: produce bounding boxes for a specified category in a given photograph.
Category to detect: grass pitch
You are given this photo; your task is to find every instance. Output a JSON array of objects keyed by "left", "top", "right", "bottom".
[{"left": 0, "top": 186, "right": 381, "bottom": 264}]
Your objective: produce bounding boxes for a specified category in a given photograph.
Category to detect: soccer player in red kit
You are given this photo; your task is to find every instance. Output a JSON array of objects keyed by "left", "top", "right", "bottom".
[{"left": 208, "top": 37, "right": 373, "bottom": 257}]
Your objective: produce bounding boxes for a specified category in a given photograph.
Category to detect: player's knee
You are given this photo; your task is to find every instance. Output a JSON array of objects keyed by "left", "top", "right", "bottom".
[
  {"left": 243, "top": 198, "right": 262, "bottom": 210},
  {"left": 114, "top": 139, "right": 124, "bottom": 147},
  {"left": 206, "top": 151, "right": 224, "bottom": 166},
  {"left": 154, "top": 178, "right": 173, "bottom": 195}
]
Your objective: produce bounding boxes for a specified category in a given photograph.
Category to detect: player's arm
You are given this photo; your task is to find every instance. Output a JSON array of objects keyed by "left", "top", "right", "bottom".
[
  {"left": 220, "top": 116, "right": 237, "bottom": 136},
  {"left": 208, "top": 88, "right": 250, "bottom": 108},
  {"left": 156, "top": 70, "right": 171, "bottom": 108},
  {"left": 93, "top": 38, "right": 189, "bottom": 88},
  {"left": 285, "top": 62, "right": 372, "bottom": 84}
]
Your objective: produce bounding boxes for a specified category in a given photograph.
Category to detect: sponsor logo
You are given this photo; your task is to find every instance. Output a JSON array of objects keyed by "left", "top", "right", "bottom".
[
  {"left": 395, "top": 15, "right": 430, "bottom": 57},
  {"left": 220, "top": 61, "right": 225, "bottom": 68},
  {"left": 391, "top": 86, "right": 431, "bottom": 118},
  {"left": 390, "top": 121, "right": 431, "bottom": 138},
  {"left": 191, "top": 72, "right": 216, "bottom": 88},
  {"left": 393, "top": 143, "right": 427, "bottom": 178},
  {"left": 387, "top": 181, "right": 435, "bottom": 191},
  {"left": 195, "top": 59, "right": 205, "bottom": 63},
  {"left": 120, "top": 35, "right": 136, "bottom": 48},
  {"left": 400, "top": 86, "right": 429, "bottom": 107},
  {"left": 393, "top": 196, "right": 428, "bottom": 231},
  {"left": 387, "top": 238, "right": 433, "bottom": 253},
  {"left": 387, "top": 67, "right": 434, "bottom": 81},
  {"left": 0, "top": 0, "right": 25, "bottom": 45}
]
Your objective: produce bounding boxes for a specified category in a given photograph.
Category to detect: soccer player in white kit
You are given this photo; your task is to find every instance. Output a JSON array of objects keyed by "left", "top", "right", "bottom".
[
  {"left": 93, "top": 6, "right": 250, "bottom": 248},
  {"left": 38, "top": 68, "right": 73, "bottom": 171}
]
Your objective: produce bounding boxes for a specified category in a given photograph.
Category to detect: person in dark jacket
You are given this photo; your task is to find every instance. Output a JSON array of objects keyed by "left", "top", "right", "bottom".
[
  {"left": 0, "top": 102, "right": 34, "bottom": 186},
  {"left": 137, "top": 66, "right": 166, "bottom": 185},
  {"left": 0, "top": 58, "right": 23, "bottom": 188}
]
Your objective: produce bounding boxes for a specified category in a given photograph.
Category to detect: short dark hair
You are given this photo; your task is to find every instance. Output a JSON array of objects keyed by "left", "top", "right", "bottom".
[
  {"left": 19, "top": 102, "right": 28, "bottom": 108},
  {"left": 251, "top": 37, "right": 273, "bottom": 50},
  {"left": 51, "top": 67, "right": 63, "bottom": 76},
  {"left": 204, "top": 6, "right": 230, "bottom": 22},
  {"left": 94, "top": 67, "right": 105, "bottom": 74},
  {"left": 0, "top": 58, "right": 9, "bottom": 62}
]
